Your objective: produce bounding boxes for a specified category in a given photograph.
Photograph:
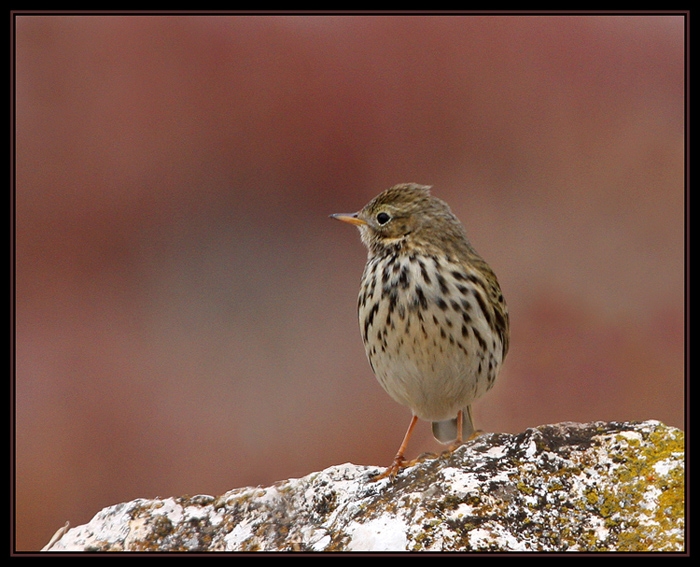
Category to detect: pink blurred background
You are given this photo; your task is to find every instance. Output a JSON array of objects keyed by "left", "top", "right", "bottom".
[{"left": 14, "top": 14, "right": 685, "bottom": 551}]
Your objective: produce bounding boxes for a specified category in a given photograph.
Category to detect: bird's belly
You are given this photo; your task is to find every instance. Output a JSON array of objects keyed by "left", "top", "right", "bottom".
[{"left": 362, "top": 297, "right": 502, "bottom": 422}]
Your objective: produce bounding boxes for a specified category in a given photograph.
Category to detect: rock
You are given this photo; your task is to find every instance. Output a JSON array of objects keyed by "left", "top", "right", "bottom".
[{"left": 43, "top": 420, "right": 684, "bottom": 552}]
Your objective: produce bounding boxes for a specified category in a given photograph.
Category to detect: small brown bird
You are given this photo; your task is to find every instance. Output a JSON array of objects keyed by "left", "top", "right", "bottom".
[{"left": 331, "top": 183, "right": 509, "bottom": 480}]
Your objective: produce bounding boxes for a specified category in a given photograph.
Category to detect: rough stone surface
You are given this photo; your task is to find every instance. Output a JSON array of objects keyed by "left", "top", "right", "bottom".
[{"left": 44, "top": 420, "right": 685, "bottom": 552}]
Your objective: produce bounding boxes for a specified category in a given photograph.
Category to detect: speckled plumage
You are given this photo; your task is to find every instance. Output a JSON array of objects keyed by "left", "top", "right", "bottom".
[{"left": 332, "top": 183, "right": 509, "bottom": 479}]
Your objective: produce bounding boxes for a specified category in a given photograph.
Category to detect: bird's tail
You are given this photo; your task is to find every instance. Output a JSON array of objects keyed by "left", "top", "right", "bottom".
[{"left": 431, "top": 406, "right": 475, "bottom": 444}]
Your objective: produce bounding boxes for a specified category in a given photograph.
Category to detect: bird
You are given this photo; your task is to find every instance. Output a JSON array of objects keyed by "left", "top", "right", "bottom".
[{"left": 331, "top": 183, "right": 509, "bottom": 480}]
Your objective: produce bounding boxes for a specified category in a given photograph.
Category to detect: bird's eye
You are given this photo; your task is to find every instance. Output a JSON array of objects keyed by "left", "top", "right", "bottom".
[{"left": 376, "top": 212, "right": 391, "bottom": 225}]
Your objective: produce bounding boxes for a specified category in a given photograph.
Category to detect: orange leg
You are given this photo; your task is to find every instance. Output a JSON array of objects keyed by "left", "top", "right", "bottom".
[
  {"left": 451, "top": 409, "right": 484, "bottom": 452},
  {"left": 444, "top": 409, "right": 465, "bottom": 454},
  {"left": 456, "top": 409, "right": 464, "bottom": 445},
  {"left": 371, "top": 415, "right": 419, "bottom": 481}
]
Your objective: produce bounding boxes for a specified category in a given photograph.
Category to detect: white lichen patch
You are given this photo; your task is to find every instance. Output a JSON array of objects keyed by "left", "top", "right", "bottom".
[{"left": 346, "top": 515, "right": 409, "bottom": 551}]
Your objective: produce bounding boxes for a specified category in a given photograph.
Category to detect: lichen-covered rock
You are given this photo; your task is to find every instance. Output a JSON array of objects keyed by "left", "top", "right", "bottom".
[{"left": 44, "top": 420, "right": 684, "bottom": 552}]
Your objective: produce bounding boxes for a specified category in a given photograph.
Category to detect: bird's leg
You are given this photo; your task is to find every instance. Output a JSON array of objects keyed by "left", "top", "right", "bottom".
[
  {"left": 455, "top": 408, "right": 464, "bottom": 445},
  {"left": 371, "top": 415, "right": 419, "bottom": 481},
  {"left": 443, "top": 409, "right": 465, "bottom": 454}
]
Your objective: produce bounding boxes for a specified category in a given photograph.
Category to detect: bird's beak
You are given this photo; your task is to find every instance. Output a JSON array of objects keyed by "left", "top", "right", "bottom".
[{"left": 330, "top": 213, "right": 367, "bottom": 226}]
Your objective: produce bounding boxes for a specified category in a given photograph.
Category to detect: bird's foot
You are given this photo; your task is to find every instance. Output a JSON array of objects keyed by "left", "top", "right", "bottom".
[
  {"left": 414, "top": 451, "right": 439, "bottom": 463},
  {"left": 466, "top": 428, "right": 485, "bottom": 442},
  {"left": 371, "top": 455, "right": 409, "bottom": 482},
  {"left": 440, "top": 429, "right": 486, "bottom": 457}
]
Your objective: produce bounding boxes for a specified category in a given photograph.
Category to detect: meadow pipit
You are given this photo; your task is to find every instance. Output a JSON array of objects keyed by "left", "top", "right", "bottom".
[{"left": 332, "top": 183, "right": 509, "bottom": 480}]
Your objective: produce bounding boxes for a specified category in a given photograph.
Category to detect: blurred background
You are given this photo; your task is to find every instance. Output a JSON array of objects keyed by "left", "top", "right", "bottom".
[{"left": 14, "top": 14, "right": 685, "bottom": 551}]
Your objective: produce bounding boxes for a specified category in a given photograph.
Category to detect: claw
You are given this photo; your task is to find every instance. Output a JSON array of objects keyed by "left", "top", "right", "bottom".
[{"left": 370, "top": 456, "right": 407, "bottom": 482}]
